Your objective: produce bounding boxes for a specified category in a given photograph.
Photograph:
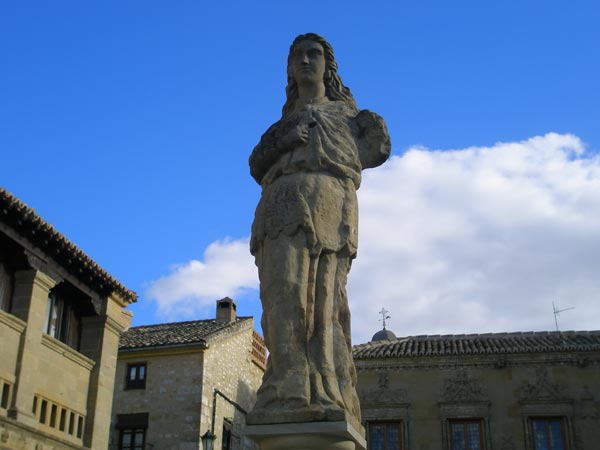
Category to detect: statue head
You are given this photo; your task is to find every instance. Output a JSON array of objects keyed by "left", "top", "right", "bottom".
[{"left": 283, "top": 33, "right": 358, "bottom": 116}]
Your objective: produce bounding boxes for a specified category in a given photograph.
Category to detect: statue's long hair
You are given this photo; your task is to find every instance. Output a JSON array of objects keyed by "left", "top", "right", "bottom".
[{"left": 282, "top": 33, "right": 358, "bottom": 116}]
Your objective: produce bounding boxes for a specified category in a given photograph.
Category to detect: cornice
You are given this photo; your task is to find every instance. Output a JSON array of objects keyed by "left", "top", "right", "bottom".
[
  {"left": 354, "top": 352, "right": 600, "bottom": 371},
  {"left": 0, "top": 309, "right": 26, "bottom": 333},
  {"left": 41, "top": 334, "right": 95, "bottom": 371}
]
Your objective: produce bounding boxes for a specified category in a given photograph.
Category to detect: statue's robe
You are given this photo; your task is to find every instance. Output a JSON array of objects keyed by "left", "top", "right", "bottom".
[{"left": 249, "top": 100, "right": 390, "bottom": 425}]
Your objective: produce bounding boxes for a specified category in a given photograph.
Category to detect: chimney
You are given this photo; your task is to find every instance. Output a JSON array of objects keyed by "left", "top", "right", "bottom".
[{"left": 216, "top": 297, "right": 237, "bottom": 322}]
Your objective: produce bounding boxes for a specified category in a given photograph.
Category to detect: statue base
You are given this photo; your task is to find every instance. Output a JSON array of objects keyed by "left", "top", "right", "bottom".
[{"left": 244, "top": 421, "right": 366, "bottom": 450}]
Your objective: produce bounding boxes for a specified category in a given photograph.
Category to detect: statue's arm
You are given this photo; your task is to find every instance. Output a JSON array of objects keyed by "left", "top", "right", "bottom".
[
  {"left": 249, "top": 123, "right": 280, "bottom": 184},
  {"left": 355, "top": 109, "right": 392, "bottom": 169},
  {"left": 249, "top": 119, "right": 308, "bottom": 184}
]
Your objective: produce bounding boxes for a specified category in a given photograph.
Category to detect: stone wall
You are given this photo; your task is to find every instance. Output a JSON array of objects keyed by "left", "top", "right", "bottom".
[
  {"left": 110, "top": 319, "right": 265, "bottom": 450},
  {"left": 356, "top": 352, "right": 600, "bottom": 450},
  {"left": 111, "top": 347, "right": 205, "bottom": 450},
  {"left": 200, "top": 323, "right": 264, "bottom": 450},
  {"left": 0, "top": 417, "right": 86, "bottom": 450},
  {"left": 0, "top": 268, "right": 129, "bottom": 450}
]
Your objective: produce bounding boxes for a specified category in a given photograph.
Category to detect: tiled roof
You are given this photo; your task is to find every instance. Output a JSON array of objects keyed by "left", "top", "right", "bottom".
[
  {"left": 119, "top": 317, "right": 253, "bottom": 350},
  {"left": 353, "top": 330, "right": 600, "bottom": 359},
  {"left": 0, "top": 188, "right": 136, "bottom": 303}
]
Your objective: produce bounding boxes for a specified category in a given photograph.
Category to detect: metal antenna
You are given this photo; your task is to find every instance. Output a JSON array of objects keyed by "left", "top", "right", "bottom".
[
  {"left": 378, "top": 308, "right": 391, "bottom": 330},
  {"left": 553, "top": 301, "right": 575, "bottom": 332}
]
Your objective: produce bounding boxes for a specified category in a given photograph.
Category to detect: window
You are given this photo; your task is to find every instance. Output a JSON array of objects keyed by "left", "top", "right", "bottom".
[
  {"left": 39, "top": 399, "right": 48, "bottom": 424},
  {"left": 77, "top": 416, "right": 84, "bottom": 439},
  {"left": 222, "top": 419, "right": 232, "bottom": 450},
  {"left": 119, "top": 428, "right": 146, "bottom": 450},
  {"left": 449, "top": 419, "right": 484, "bottom": 450},
  {"left": 0, "top": 257, "right": 13, "bottom": 312},
  {"left": 531, "top": 418, "right": 567, "bottom": 450},
  {"left": 116, "top": 413, "right": 148, "bottom": 450},
  {"left": 49, "top": 404, "right": 58, "bottom": 427},
  {"left": 1, "top": 382, "right": 10, "bottom": 409},
  {"left": 125, "top": 363, "right": 147, "bottom": 390},
  {"left": 368, "top": 422, "right": 404, "bottom": 450},
  {"left": 59, "top": 408, "right": 67, "bottom": 431},
  {"left": 69, "top": 411, "right": 75, "bottom": 435},
  {"left": 44, "top": 292, "right": 81, "bottom": 349}
]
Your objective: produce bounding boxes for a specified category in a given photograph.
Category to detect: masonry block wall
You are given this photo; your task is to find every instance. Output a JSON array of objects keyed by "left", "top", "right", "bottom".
[
  {"left": 200, "top": 324, "right": 264, "bottom": 450},
  {"left": 110, "top": 316, "right": 265, "bottom": 450},
  {"left": 0, "top": 189, "right": 136, "bottom": 450},
  {"left": 354, "top": 333, "right": 600, "bottom": 450},
  {"left": 111, "top": 348, "right": 205, "bottom": 450}
]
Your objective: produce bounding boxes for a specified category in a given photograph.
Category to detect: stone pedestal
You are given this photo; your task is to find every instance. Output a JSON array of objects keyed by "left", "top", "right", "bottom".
[{"left": 245, "top": 421, "right": 366, "bottom": 450}]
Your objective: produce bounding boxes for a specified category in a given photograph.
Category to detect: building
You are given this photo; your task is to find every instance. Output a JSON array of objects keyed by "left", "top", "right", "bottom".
[
  {"left": 353, "top": 330, "right": 600, "bottom": 450},
  {"left": 110, "top": 298, "right": 266, "bottom": 450},
  {"left": 0, "top": 188, "right": 137, "bottom": 449}
]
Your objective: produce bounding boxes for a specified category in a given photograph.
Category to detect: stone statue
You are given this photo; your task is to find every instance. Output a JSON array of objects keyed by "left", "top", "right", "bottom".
[{"left": 247, "top": 33, "right": 391, "bottom": 427}]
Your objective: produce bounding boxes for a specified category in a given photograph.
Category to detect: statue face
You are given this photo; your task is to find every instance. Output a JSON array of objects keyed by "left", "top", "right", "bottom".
[{"left": 290, "top": 40, "right": 326, "bottom": 86}]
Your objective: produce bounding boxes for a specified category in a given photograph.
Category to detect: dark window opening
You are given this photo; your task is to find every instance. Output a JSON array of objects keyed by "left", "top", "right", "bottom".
[
  {"left": 69, "top": 411, "right": 75, "bottom": 435},
  {"left": 449, "top": 419, "right": 484, "bottom": 450},
  {"left": 125, "top": 363, "right": 147, "bottom": 390},
  {"left": 222, "top": 419, "right": 232, "bottom": 450},
  {"left": 368, "top": 421, "right": 404, "bottom": 450},
  {"left": 531, "top": 418, "right": 567, "bottom": 450},
  {"left": 49, "top": 404, "right": 57, "bottom": 428},
  {"left": 39, "top": 400, "right": 48, "bottom": 424},
  {"left": 116, "top": 413, "right": 149, "bottom": 450},
  {"left": 1, "top": 383, "right": 10, "bottom": 409},
  {"left": 44, "top": 291, "right": 82, "bottom": 350},
  {"left": 59, "top": 408, "right": 67, "bottom": 431},
  {"left": 77, "top": 415, "right": 84, "bottom": 438},
  {"left": 0, "top": 256, "right": 14, "bottom": 313},
  {"left": 119, "top": 428, "right": 146, "bottom": 450}
]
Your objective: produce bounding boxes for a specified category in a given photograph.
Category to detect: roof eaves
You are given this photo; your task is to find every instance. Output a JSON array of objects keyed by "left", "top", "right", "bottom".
[{"left": 0, "top": 187, "right": 137, "bottom": 303}]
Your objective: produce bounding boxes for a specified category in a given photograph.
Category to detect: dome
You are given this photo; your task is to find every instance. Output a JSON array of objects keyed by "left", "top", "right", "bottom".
[{"left": 371, "top": 328, "right": 397, "bottom": 342}]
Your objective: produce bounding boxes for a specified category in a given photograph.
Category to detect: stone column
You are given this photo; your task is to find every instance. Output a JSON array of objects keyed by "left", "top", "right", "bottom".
[
  {"left": 79, "top": 296, "right": 131, "bottom": 450},
  {"left": 8, "top": 269, "right": 58, "bottom": 427}
]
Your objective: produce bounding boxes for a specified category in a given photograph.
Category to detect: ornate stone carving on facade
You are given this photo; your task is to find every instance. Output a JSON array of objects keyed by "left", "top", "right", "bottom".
[
  {"left": 378, "top": 372, "right": 389, "bottom": 389},
  {"left": 358, "top": 387, "right": 408, "bottom": 406},
  {"left": 499, "top": 436, "right": 516, "bottom": 450},
  {"left": 519, "top": 368, "right": 565, "bottom": 400},
  {"left": 442, "top": 370, "right": 484, "bottom": 402}
]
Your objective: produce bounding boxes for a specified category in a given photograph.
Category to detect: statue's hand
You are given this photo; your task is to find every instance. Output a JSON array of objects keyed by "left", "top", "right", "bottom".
[{"left": 279, "top": 125, "right": 309, "bottom": 150}]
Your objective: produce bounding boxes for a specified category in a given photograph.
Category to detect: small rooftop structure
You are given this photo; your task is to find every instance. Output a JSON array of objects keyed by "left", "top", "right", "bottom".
[{"left": 371, "top": 328, "right": 398, "bottom": 342}]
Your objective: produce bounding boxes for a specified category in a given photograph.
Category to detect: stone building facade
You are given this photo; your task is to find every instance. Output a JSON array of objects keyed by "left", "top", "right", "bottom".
[
  {"left": 0, "top": 188, "right": 136, "bottom": 450},
  {"left": 353, "top": 330, "right": 600, "bottom": 450},
  {"left": 110, "top": 298, "right": 266, "bottom": 450}
]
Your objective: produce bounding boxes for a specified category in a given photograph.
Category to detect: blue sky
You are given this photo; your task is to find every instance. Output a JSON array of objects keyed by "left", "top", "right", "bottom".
[{"left": 2, "top": 1, "right": 599, "bottom": 343}]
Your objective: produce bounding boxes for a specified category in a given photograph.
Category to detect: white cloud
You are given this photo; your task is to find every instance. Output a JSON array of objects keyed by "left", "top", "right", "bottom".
[
  {"left": 145, "top": 238, "right": 258, "bottom": 320},
  {"left": 145, "top": 133, "right": 600, "bottom": 344},
  {"left": 350, "top": 132, "right": 600, "bottom": 342}
]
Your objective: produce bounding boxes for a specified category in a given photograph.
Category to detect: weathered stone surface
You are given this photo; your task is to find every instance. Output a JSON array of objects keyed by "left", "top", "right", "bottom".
[
  {"left": 0, "top": 189, "right": 136, "bottom": 450},
  {"left": 110, "top": 314, "right": 265, "bottom": 450},
  {"left": 247, "top": 33, "right": 391, "bottom": 427},
  {"left": 245, "top": 421, "right": 366, "bottom": 450},
  {"left": 354, "top": 331, "right": 600, "bottom": 450}
]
